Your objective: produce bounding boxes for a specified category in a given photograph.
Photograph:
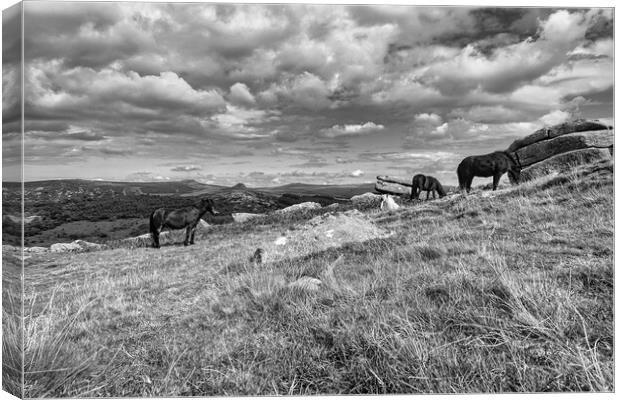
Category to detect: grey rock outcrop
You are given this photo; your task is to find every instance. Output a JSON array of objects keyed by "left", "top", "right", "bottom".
[
  {"left": 375, "top": 180, "right": 411, "bottom": 196},
  {"left": 350, "top": 192, "right": 383, "bottom": 207},
  {"left": 50, "top": 240, "right": 102, "bottom": 253},
  {"left": 511, "top": 130, "right": 613, "bottom": 168},
  {"left": 519, "top": 148, "right": 612, "bottom": 182},
  {"left": 275, "top": 202, "right": 322, "bottom": 214},
  {"left": 507, "top": 119, "right": 612, "bottom": 152},
  {"left": 505, "top": 119, "right": 613, "bottom": 182}
]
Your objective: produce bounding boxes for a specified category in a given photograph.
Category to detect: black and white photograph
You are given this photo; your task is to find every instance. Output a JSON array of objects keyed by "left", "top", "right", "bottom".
[{"left": 1, "top": 0, "right": 615, "bottom": 397}]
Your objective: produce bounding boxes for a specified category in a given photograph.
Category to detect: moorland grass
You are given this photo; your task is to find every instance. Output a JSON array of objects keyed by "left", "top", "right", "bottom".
[{"left": 6, "top": 161, "right": 614, "bottom": 396}]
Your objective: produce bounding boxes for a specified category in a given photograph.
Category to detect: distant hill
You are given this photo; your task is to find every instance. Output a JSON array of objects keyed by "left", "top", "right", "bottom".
[
  {"left": 2, "top": 178, "right": 377, "bottom": 246},
  {"left": 255, "top": 182, "right": 375, "bottom": 198},
  {"left": 10, "top": 179, "right": 224, "bottom": 196},
  {"left": 8, "top": 179, "right": 375, "bottom": 199}
]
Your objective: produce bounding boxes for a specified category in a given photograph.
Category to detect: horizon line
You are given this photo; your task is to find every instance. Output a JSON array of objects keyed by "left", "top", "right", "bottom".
[{"left": 2, "top": 177, "right": 379, "bottom": 187}]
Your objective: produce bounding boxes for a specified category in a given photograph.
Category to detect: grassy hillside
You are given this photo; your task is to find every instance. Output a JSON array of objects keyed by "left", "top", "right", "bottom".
[{"left": 3, "top": 160, "right": 613, "bottom": 396}]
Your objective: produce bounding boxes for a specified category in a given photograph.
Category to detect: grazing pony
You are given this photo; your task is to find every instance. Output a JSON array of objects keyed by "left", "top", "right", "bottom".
[
  {"left": 150, "top": 198, "right": 218, "bottom": 248},
  {"left": 410, "top": 174, "right": 447, "bottom": 200},
  {"left": 457, "top": 151, "right": 520, "bottom": 193}
]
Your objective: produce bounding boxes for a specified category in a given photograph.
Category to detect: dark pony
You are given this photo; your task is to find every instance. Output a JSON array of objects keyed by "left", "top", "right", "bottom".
[
  {"left": 457, "top": 151, "right": 520, "bottom": 193},
  {"left": 410, "top": 174, "right": 447, "bottom": 200},
  {"left": 149, "top": 198, "right": 218, "bottom": 248}
]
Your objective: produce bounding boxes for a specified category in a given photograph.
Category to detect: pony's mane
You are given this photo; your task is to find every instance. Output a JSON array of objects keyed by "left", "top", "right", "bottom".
[{"left": 501, "top": 151, "right": 519, "bottom": 167}]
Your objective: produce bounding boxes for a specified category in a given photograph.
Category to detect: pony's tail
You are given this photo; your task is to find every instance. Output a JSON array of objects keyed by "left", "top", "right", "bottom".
[
  {"left": 457, "top": 166, "right": 465, "bottom": 191},
  {"left": 436, "top": 181, "right": 447, "bottom": 197}
]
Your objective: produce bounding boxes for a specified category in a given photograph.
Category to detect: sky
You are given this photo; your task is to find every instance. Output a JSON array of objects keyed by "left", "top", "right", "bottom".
[{"left": 2, "top": 2, "right": 614, "bottom": 186}]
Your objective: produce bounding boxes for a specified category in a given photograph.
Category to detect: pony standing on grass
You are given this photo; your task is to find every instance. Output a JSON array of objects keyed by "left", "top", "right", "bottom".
[
  {"left": 457, "top": 151, "right": 520, "bottom": 193},
  {"left": 410, "top": 174, "right": 447, "bottom": 200},
  {"left": 150, "top": 198, "right": 219, "bottom": 248}
]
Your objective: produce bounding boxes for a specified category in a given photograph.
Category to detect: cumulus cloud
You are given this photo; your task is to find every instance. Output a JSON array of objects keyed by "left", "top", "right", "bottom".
[
  {"left": 279, "top": 72, "right": 332, "bottom": 110},
  {"left": 408, "top": 112, "right": 445, "bottom": 139},
  {"left": 419, "top": 10, "right": 590, "bottom": 95},
  {"left": 211, "top": 105, "right": 280, "bottom": 139},
  {"left": 27, "top": 63, "right": 227, "bottom": 122},
  {"left": 321, "top": 122, "right": 385, "bottom": 138},
  {"left": 539, "top": 110, "right": 571, "bottom": 126},
  {"left": 349, "top": 6, "right": 475, "bottom": 46},
  {"left": 228, "top": 82, "right": 256, "bottom": 106},
  {"left": 350, "top": 169, "right": 364, "bottom": 177},
  {"left": 414, "top": 113, "right": 443, "bottom": 125}
]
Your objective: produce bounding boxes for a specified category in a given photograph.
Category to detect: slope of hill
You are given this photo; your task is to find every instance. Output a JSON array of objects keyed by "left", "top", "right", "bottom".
[{"left": 3, "top": 159, "right": 613, "bottom": 396}]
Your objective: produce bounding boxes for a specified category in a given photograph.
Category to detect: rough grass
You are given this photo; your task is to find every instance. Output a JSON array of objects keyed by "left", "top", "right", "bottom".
[
  {"left": 5, "top": 160, "right": 614, "bottom": 396},
  {"left": 2, "top": 249, "right": 23, "bottom": 398}
]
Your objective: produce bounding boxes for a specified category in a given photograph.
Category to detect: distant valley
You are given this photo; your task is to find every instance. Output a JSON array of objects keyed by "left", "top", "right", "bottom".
[{"left": 2, "top": 179, "right": 375, "bottom": 246}]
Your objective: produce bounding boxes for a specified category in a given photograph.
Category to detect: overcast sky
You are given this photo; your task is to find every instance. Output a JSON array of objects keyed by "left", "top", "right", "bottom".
[{"left": 2, "top": 2, "right": 614, "bottom": 186}]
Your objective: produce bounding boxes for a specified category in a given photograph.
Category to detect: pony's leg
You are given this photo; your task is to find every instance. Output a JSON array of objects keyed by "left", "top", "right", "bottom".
[
  {"left": 432, "top": 190, "right": 436, "bottom": 199},
  {"left": 426, "top": 190, "right": 430, "bottom": 200},
  {"left": 466, "top": 177, "right": 474, "bottom": 193},
  {"left": 492, "top": 174, "right": 500, "bottom": 191},
  {"left": 189, "top": 225, "right": 197, "bottom": 244},
  {"left": 184, "top": 226, "right": 191, "bottom": 246},
  {"left": 152, "top": 230, "right": 160, "bottom": 248}
]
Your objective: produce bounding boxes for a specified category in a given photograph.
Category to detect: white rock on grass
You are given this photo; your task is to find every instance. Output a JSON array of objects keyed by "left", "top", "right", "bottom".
[
  {"left": 24, "top": 246, "right": 48, "bottom": 253},
  {"left": 275, "top": 202, "right": 322, "bottom": 214},
  {"left": 380, "top": 194, "right": 400, "bottom": 210},
  {"left": 74, "top": 240, "right": 102, "bottom": 250},
  {"left": 274, "top": 236, "right": 288, "bottom": 246},
  {"left": 351, "top": 192, "right": 382, "bottom": 207},
  {"left": 232, "top": 212, "right": 263, "bottom": 223},
  {"left": 50, "top": 240, "right": 101, "bottom": 253},
  {"left": 50, "top": 242, "right": 83, "bottom": 253}
]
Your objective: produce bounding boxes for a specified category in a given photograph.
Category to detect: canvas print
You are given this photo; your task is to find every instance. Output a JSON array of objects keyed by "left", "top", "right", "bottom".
[{"left": 2, "top": 1, "right": 614, "bottom": 397}]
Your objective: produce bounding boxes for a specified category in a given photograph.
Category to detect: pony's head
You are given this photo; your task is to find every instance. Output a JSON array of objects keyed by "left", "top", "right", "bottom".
[
  {"left": 508, "top": 166, "right": 521, "bottom": 184},
  {"left": 199, "top": 198, "right": 219, "bottom": 215}
]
